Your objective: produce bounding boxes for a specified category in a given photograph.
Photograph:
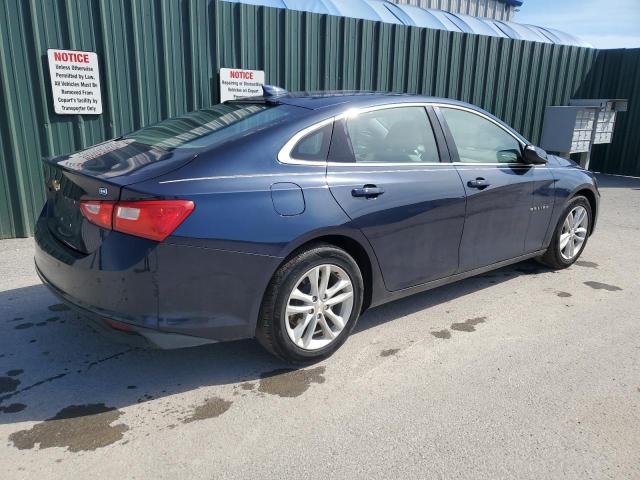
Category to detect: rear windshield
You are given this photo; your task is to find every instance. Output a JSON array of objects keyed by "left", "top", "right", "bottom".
[
  {"left": 125, "top": 103, "right": 292, "bottom": 150},
  {"left": 52, "top": 103, "right": 296, "bottom": 178}
]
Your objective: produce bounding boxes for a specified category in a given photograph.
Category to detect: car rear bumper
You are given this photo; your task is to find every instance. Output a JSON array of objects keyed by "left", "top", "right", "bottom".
[
  {"left": 34, "top": 217, "right": 280, "bottom": 348},
  {"left": 36, "top": 264, "right": 217, "bottom": 349}
]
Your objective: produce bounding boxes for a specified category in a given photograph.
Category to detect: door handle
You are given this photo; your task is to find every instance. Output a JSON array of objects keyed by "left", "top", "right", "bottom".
[
  {"left": 467, "top": 178, "right": 490, "bottom": 190},
  {"left": 351, "top": 185, "right": 385, "bottom": 198}
]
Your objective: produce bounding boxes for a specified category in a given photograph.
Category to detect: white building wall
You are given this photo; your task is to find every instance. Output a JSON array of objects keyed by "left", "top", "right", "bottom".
[{"left": 388, "top": 0, "right": 516, "bottom": 21}]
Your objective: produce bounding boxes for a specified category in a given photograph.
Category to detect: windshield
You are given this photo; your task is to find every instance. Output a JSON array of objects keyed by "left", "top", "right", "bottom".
[
  {"left": 125, "top": 103, "right": 291, "bottom": 150},
  {"left": 52, "top": 103, "right": 297, "bottom": 179}
]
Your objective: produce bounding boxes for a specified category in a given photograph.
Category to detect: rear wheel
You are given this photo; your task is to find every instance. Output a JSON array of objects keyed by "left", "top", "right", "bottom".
[
  {"left": 257, "top": 244, "right": 364, "bottom": 363},
  {"left": 538, "top": 196, "right": 592, "bottom": 269}
]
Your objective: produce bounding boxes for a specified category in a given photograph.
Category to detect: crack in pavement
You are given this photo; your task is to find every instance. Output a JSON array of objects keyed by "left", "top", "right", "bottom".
[
  {"left": 0, "top": 349, "right": 134, "bottom": 404},
  {"left": 86, "top": 349, "right": 134, "bottom": 370},
  {"left": 0, "top": 373, "right": 68, "bottom": 404}
]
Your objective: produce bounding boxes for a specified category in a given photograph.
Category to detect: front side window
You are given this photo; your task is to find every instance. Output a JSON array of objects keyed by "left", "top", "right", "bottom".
[
  {"left": 440, "top": 108, "right": 522, "bottom": 164},
  {"left": 344, "top": 106, "right": 440, "bottom": 163}
]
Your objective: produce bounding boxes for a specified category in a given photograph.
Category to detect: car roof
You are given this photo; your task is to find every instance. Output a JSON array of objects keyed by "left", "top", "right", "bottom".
[
  {"left": 228, "top": 91, "right": 529, "bottom": 144},
  {"left": 274, "top": 91, "right": 470, "bottom": 111}
]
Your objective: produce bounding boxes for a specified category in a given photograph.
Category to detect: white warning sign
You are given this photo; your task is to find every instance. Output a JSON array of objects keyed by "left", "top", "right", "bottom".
[
  {"left": 47, "top": 49, "right": 102, "bottom": 115},
  {"left": 219, "top": 68, "right": 265, "bottom": 103}
]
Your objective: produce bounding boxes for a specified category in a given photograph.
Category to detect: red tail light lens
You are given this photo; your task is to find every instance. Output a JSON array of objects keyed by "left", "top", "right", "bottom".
[
  {"left": 80, "top": 199, "right": 194, "bottom": 241},
  {"left": 114, "top": 200, "right": 195, "bottom": 241},
  {"left": 79, "top": 201, "right": 114, "bottom": 229}
]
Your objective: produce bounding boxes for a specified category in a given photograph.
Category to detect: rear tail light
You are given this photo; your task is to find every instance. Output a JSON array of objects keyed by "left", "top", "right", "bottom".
[
  {"left": 80, "top": 199, "right": 194, "bottom": 241},
  {"left": 79, "top": 201, "right": 114, "bottom": 230},
  {"left": 114, "top": 201, "right": 195, "bottom": 241}
]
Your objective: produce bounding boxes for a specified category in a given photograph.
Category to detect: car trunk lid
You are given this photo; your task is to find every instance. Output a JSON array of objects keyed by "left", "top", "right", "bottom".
[{"left": 43, "top": 138, "right": 196, "bottom": 254}]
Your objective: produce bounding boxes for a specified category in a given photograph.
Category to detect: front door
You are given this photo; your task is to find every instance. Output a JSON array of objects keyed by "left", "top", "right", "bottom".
[
  {"left": 437, "top": 106, "right": 536, "bottom": 272},
  {"left": 326, "top": 104, "right": 466, "bottom": 291}
]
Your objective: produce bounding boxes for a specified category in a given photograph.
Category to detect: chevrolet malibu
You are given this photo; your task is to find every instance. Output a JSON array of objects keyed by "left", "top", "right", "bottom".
[{"left": 35, "top": 89, "right": 599, "bottom": 362}]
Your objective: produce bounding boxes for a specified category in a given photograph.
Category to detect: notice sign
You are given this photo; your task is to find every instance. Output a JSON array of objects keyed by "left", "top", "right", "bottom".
[
  {"left": 219, "top": 68, "right": 265, "bottom": 103},
  {"left": 47, "top": 49, "right": 102, "bottom": 115}
]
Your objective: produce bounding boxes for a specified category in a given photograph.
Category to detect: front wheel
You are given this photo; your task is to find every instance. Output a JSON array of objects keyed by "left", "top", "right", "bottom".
[
  {"left": 538, "top": 195, "right": 592, "bottom": 269},
  {"left": 257, "top": 244, "right": 364, "bottom": 363}
]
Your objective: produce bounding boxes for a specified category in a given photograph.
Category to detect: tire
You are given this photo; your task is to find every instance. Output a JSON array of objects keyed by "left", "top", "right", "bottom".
[
  {"left": 256, "top": 243, "right": 364, "bottom": 363},
  {"left": 538, "top": 195, "right": 592, "bottom": 269}
]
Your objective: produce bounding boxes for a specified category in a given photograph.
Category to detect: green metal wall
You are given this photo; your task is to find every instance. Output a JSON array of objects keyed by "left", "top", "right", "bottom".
[
  {"left": 576, "top": 48, "right": 640, "bottom": 177},
  {"left": 0, "top": 0, "right": 633, "bottom": 239}
]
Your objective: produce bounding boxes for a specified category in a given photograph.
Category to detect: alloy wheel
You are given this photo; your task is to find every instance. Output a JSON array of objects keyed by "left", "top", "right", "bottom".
[
  {"left": 285, "top": 264, "right": 354, "bottom": 351},
  {"left": 559, "top": 205, "right": 589, "bottom": 260}
]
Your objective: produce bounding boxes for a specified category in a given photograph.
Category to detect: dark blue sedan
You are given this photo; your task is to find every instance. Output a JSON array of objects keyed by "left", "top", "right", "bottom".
[{"left": 35, "top": 88, "right": 599, "bottom": 362}]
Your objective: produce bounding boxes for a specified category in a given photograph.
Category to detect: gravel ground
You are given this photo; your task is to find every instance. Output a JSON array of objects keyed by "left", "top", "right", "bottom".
[{"left": 0, "top": 173, "right": 639, "bottom": 480}]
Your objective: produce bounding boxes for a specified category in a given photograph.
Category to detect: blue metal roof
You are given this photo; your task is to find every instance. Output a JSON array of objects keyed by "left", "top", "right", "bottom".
[{"left": 222, "top": 0, "right": 591, "bottom": 47}]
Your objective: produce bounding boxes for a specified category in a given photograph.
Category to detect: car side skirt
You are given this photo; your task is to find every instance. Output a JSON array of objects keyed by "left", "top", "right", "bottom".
[{"left": 371, "top": 250, "right": 547, "bottom": 308}]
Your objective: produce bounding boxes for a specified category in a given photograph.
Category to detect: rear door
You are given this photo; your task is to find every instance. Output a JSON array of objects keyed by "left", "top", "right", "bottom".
[
  {"left": 435, "top": 105, "right": 539, "bottom": 272},
  {"left": 326, "top": 104, "right": 466, "bottom": 291}
]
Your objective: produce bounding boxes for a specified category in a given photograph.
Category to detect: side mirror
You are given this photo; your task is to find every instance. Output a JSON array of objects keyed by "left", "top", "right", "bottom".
[{"left": 523, "top": 145, "right": 548, "bottom": 165}]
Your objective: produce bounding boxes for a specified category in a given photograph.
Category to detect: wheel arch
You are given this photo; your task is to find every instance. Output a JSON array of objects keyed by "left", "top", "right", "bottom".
[
  {"left": 572, "top": 187, "right": 598, "bottom": 234},
  {"left": 269, "top": 231, "right": 380, "bottom": 316},
  {"left": 307, "top": 234, "right": 374, "bottom": 312}
]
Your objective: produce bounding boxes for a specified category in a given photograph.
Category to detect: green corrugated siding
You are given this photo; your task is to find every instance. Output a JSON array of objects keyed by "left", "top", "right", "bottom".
[
  {"left": 578, "top": 48, "right": 640, "bottom": 177},
  {"left": 0, "top": 0, "right": 637, "bottom": 238}
]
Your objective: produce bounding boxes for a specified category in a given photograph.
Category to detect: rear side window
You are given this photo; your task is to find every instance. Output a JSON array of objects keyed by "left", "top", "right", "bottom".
[
  {"left": 344, "top": 106, "right": 440, "bottom": 163},
  {"left": 440, "top": 108, "right": 522, "bottom": 164},
  {"left": 290, "top": 123, "right": 333, "bottom": 161}
]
